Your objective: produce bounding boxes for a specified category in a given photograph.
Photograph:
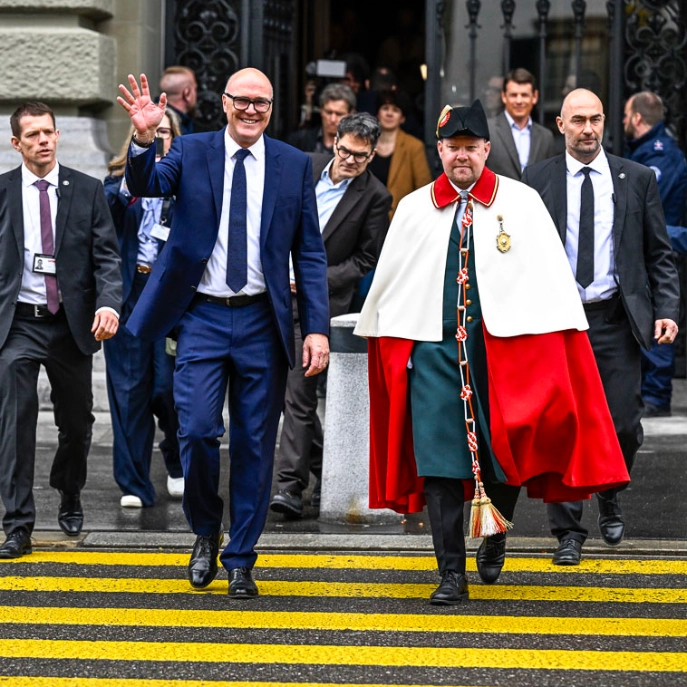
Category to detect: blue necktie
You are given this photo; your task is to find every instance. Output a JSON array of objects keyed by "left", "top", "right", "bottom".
[{"left": 226, "top": 148, "right": 250, "bottom": 292}]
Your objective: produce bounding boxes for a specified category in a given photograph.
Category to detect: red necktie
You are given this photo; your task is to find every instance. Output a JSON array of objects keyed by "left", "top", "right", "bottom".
[{"left": 34, "top": 180, "right": 60, "bottom": 314}]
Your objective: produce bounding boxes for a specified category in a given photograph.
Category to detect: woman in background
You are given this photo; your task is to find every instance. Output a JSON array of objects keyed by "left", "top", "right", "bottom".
[
  {"left": 103, "top": 110, "right": 183, "bottom": 508},
  {"left": 370, "top": 89, "right": 432, "bottom": 219}
]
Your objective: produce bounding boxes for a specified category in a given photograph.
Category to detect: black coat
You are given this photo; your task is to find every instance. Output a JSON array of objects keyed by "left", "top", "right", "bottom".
[
  {"left": 0, "top": 165, "right": 122, "bottom": 355},
  {"left": 522, "top": 152, "right": 679, "bottom": 350}
]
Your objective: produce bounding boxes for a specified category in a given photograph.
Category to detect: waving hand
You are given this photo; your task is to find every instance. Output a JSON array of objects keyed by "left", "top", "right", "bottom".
[{"left": 117, "top": 74, "right": 167, "bottom": 143}]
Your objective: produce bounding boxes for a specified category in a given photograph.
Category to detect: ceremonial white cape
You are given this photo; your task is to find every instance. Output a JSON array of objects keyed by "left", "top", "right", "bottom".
[{"left": 354, "top": 171, "right": 588, "bottom": 340}]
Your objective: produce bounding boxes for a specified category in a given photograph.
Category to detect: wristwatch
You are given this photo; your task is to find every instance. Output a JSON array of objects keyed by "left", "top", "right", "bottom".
[{"left": 132, "top": 133, "right": 155, "bottom": 148}]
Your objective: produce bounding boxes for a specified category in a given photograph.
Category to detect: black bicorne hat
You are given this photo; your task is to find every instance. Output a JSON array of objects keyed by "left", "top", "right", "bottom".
[{"left": 435, "top": 99, "right": 489, "bottom": 140}]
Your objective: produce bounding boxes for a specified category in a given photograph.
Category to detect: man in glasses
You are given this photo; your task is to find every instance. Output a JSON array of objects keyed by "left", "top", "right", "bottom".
[
  {"left": 117, "top": 68, "right": 329, "bottom": 599},
  {"left": 271, "top": 113, "right": 392, "bottom": 518}
]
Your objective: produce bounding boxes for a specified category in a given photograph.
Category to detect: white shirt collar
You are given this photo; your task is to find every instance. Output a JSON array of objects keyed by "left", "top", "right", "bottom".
[
  {"left": 565, "top": 147, "right": 609, "bottom": 176},
  {"left": 224, "top": 128, "right": 265, "bottom": 162},
  {"left": 504, "top": 110, "right": 532, "bottom": 131},
  {"left": 21, "top": 161, "right": 60, "bottom": 188}
]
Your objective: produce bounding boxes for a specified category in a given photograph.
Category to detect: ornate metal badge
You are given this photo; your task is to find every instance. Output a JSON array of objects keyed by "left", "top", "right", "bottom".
[{"left": 496, "top": 214, "right": 511, "bottom": 253}]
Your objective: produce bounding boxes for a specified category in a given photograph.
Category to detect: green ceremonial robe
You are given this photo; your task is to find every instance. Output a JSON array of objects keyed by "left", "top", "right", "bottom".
[{"left": 409, "top": 209, "right": 507, "bottom": 483}]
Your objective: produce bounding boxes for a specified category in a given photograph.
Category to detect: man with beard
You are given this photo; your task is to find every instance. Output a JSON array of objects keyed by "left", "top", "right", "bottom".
[
  {"left": 521, "top": 89, "right": 679, "bottom": 565},
  {"left": 355, "top": 99, "right": 629, "bottom": 604}
]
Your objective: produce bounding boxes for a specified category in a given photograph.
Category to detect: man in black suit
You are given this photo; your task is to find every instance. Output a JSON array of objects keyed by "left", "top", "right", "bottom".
[
  {"left": 520, "top": 88, "right": 678, "bottom": 565},
  {"left": 486, "top": 68, "right": 555, "bottom": 180},
  {"left": 0, "top": 102, "right": 122, "bottom": 559},
  {"left": 270, "top": 113, "right": 392, "bottom": 517}
]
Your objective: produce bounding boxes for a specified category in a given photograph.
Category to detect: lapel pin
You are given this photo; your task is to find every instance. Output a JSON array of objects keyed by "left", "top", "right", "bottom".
[
  {"left": 496, "top": 214, "right": 511, "bottom": 253},
  {"left": 619, "top": 173, "right": 626, "bottom": 179},
  {"left": 62, "top": 180, "right": 69, "bottom": 186}
]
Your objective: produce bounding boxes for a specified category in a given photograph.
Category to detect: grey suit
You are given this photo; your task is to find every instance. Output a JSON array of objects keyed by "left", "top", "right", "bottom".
[
  {"left": 274, "top": 153, "right": 392, "bottom": 497},
  {"left": 487, "top": 113, "right": 555, "bottom": 180},
  {"left": 522, "top": 152, "right": 679, "bottom": 543},
  {"left": 0, "top": 165, "right": 121, "bottom": 535}
]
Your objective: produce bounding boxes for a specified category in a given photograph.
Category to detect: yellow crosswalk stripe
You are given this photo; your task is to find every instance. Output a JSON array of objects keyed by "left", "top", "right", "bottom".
[
  {"left": 2, "top": 551, "right": 687, "bottom": 575},
  {"left": 0, "top": 680, "right": 472, "bottom": 687},
  {"left": 0, "top": 639, "right": 682, "bottom": 672},
  {"left": 0, "top": 605, "right": 685, "bottom": 636},
  {"left": 1, "top": 575, "right": 685, "bottom": 602}
]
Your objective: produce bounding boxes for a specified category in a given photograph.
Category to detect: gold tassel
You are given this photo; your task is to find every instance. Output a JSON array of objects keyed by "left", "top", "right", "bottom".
[{"left": 469, "top": 482, "right": 513, "bottom": 538}]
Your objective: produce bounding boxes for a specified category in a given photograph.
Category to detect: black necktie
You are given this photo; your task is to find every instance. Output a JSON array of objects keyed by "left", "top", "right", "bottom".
[
  {"left": 226, "top": 148, "right": 250, "bottom": 292},
  {"left": 576, "top": 166, "right": 595, "bottom": 289}
]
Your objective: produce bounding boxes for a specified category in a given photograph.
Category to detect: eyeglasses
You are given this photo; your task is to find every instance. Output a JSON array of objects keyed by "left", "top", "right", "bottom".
[
  {"left": 155, "top": 127, "right": 172, "bottom": 139},
  {"left": 224, "top": 92, "right": 273, "bottom": 113},
  {"left": 335, "top": 143, "right": 373, "bottom": 164}
]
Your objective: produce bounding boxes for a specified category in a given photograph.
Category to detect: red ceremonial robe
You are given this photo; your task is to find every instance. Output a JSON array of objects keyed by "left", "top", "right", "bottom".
[{"left": 366, "top": 171, "right": 630, "bottom": 514}]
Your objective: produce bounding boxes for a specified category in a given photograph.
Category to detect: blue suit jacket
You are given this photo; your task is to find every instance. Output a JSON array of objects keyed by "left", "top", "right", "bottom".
[{"left": 124, "top": 128, "right": 329, "bottom": 367}]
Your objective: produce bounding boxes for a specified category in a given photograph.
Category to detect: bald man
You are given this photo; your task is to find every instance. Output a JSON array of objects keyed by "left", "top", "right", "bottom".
[
  {"left": 159, "top": 66, "right": 198, "bottom": 134},
  {"left": 522, "top": 89, "right": 679, "bottom": 564},
  {"left": 118, "top": 69, "right": 329, "bottom": 598}
]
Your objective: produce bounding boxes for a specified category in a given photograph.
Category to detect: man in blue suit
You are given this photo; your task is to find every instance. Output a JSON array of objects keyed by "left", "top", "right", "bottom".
[{"left": 117, "top": 69, "right": 330, "bottom": 598}]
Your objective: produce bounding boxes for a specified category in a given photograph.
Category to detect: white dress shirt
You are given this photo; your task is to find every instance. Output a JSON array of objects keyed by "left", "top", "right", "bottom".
[
  {"left": 19, "top": 162, "right": 60, "bottom": 305},
  {"left": 564, "top": 149, "right": 617, "bottom": 302},
  {"left": 198, "top": 131, "right": 266, "bottom": 296},
  {"left": 504, "top": 111, "right": 532, "bottom": 172}
]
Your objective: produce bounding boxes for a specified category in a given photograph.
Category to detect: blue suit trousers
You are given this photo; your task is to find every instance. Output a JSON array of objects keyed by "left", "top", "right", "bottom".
[{"left": 173, "top": 296, "right": 288, "bottom": 570}]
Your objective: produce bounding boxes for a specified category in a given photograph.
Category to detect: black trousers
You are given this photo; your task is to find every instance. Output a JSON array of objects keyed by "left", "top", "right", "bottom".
[
  {"left": 274, "top": 299, "right": 322, "bottom": 495},
  {"left": 547, "top": 300, "right": 642, "bottom": 543},
  {"left": 424, "top": 477, "right": 521, "bottom": 574},
  {"left": 0, "top": 310, "right": 93, "bottom": 535}
]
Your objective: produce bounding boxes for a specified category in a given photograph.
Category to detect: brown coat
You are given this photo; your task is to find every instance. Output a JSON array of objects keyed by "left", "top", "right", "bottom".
[{"left": 386, "top": 129, "right": 433, "bottom": 218}]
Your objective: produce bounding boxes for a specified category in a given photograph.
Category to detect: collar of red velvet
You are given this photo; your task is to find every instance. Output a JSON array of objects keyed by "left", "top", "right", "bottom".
[{"left": 430, "top": 166, "right": 499, "bottom": 209}]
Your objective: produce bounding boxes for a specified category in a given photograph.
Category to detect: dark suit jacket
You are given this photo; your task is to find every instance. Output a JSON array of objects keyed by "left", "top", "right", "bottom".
[
  {"left": 0, "top": 165, "right": 122, "bottom": 355},
  {"left": 487, "top": 113, "right": 555, "bottom": 180},
  {"left": 522, "top": 153, "right": 679, "bottom": 350},
  {"left": 124, "top": 129, "right": 329, "bottom": 368},
  {"left": 310, "top": 154, "right": 392, "bottom": 317},
  {"left": 103, "top": 175, "right": 173, "bottom": 306}
]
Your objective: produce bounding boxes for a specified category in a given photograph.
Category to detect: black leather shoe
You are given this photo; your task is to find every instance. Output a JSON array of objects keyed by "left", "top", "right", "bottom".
[
  {"left": 476, "top": 534, "right": 506, "bottom": 584},
  {"left": 597, "top": 494, "right": 625, "bottom": 546},
  {"left": 429, "top": 570, "right": 469, "bottom": 605},
  {"left": 269, "top": 490, "right": 303, "bottom": 517},
  {"left": 0, "top": 529, "right": 32, "bottom": 559},
  {"left": 58, "top": 491, "right": 83, "bottom": 536},
  {"left": 188, "top": 532, "right": 223, "bottom": 589},
  {"left": 228, "top": 566, "right": 259, "bottom": 598},
  {"left": 311, "top": 479, "right": 322, "bottom": 509},
  {"left": 552, "top": 539, "right": 582, "bottom": 566}
]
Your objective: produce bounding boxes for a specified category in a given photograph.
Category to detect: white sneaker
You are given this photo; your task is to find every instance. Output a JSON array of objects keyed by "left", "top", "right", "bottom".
[
  {"left": 120, "top": 494, "right": 143, "bottom": 508},
  {"left": 167, "top": 476, "right": 184, "bottom": 498}
]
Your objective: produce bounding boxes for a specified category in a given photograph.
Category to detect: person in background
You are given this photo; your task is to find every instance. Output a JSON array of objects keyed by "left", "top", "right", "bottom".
[
  {"left": 486, "top": 68, "right": 555, "bottom": 180},
  {"left": 159, "top": 66, "right": 198, "bottom": 135},
  {"left": 624, "top": 91, "right": 687, "bottom": 418},
  {"left": 287, "top": 83, "right": 356, "bottom": 155},
  {"left": 103, "top": 110, "right": 184, "bottom": 508},
  {"left": 482, "top": 75, "right": 504, "bottom": 118},
  {"left": 370, "top": 89, "right": 432, "bottom": 219},
  {"left": 353, "top": 89, "right": 432, "bottom": 311},
  {"left": 270, "top": 113, "right": 391, "bottom": 518},
  {"left": 522, "top": 89, "right": 679, "bottom": 565},
  {"left": 0, "top": 102, "right": 121, "bottom": 559}
]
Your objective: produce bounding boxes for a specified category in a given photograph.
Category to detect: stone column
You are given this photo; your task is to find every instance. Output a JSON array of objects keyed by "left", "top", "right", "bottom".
[
  {"left": 0, "top": 0, "right": 117, "bottom": 177},
  {"left": 319, "top": 313, "right": 401, "bottom": 525}
]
